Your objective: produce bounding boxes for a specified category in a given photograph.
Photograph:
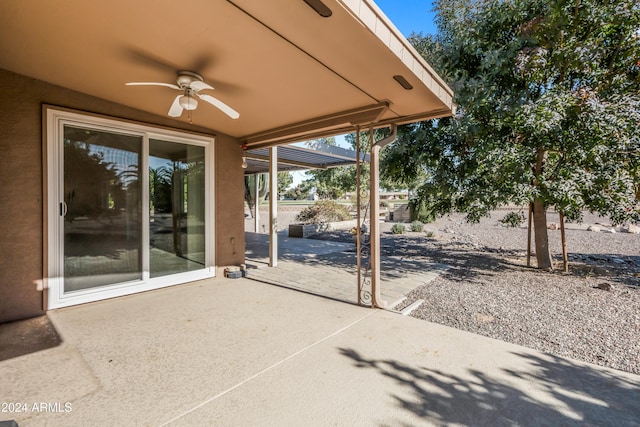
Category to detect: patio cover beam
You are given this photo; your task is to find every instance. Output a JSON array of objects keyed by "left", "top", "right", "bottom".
[
  {"left": 240, "top": 102, "right": 389, "bottom": 149},
  {"left": 245, "top": 153, "right": 328, "bottom": 170}
]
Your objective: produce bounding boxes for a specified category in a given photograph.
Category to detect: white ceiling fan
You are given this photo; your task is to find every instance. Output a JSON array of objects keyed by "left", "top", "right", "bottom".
[{"left": 126, "top": 71, "right": 239, "bottom": 119}]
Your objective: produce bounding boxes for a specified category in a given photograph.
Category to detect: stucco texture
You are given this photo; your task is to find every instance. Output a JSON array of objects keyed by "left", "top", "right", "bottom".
[{"left": 0, "top": 68, "right": 244, "bottom": 322}]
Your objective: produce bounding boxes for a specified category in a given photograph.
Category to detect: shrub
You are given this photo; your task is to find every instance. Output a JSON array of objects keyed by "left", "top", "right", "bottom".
[
  {"left": 500, "top": 211, "right": 525, "bottom": 228},
  {"left": 391, "top": 223, "right": 405, "bottom": 234},
  {"left": 425, "top": 230, "right": 435, "bottom": 238},
  {"left": 295, "top": 200, "right": 352, "bottom": 224},
  {"left": 410, "top": 220, "right": 424, "bottom": 232},
  {"left": 408, "top": 198, "right": 436, "bottom": 223}
]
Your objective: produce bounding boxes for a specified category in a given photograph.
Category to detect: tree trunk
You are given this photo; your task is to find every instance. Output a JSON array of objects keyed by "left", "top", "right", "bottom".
[
  {"left": 533, "top": 148, "right": 553, "bottom": 270},
  {"left": 526, "top": 202, "right": 533, "bottom": 267},
  {"left": 559, "top": 211, "right": 568, "bottom": 273},
  {"left": 532, "top": 199, "right": 553, "bottom": 270}
]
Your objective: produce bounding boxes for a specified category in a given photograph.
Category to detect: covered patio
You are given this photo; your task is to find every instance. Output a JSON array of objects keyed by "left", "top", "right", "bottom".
[
  {"left": 2, "top": 277, "right": 638, "bottom": 426},
  {"left": 244, "top": 230, "right": 446, "bottom": 305},
  {"left": 0, "top": 0, "right": 455, "bottom": 320}
]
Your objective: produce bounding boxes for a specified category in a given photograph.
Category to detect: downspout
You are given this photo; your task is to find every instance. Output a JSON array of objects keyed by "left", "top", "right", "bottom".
[
  {"left": 373, "top": 124, "right": 397, "bottom": 149},
  {"left": 369, "top": 124, "right": 397, "bottom": 308}
]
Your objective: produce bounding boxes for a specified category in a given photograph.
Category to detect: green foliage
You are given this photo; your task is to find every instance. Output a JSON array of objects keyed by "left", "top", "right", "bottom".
[
  {"left": 391, "top": 223, "right": 406, "bottom": 234},
  {"left": 283, "top": 181, "right": 313, "bottom": 200},
  {"left": 303, "top": 136, "right": 355, "bottom": 199},
  {"left": 410, "top": 221, "right": 425, "bottom": 232},
  {"left": 500, "top": 211, "right": 526, "bottom": 228},
  {"left": 64, "top": 140, "right": 128, "bottom": 221},
  {"left": 303, "top": 129, "right": 412, "bottom": 200},
  {"left": 425, "top": 230, "right": 436, "bottom": 238},
  {"left": 408, "top": 198, "right": 436, "bottom": 223},
  {"left": 427, "top": 0, "right": 639, "bottom": 224},
  {"left": 149, "top": 166, "right": 172, "bottom": 213},
  {"left": 304, "top": 136, "right": 337, "bottom": 150},
  {"left": 244, "top": 174, "right": 269, "bottom": 217},
  {"left": 305, "top": 166, "right": 356, "bottom": 199},
  {"left": 277, "top": 172, "right": 293, "bottom": 197},
  {"left": 294, "top": 200, "right": 352, "bottom": 224},
  {"left": 382, "top": 0, "right": 639, "bottom": 269}
]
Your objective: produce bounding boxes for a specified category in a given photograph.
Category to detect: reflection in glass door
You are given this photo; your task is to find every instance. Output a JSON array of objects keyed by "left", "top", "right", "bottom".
[
  {"left": 48, "top": 108, "right": 214, "bottom": 308},
  {"left": 63, "top": 126, "right": 142, "bottom": 292},
  {"left": 149, "top": 140, "right": 205, "bottom": 277}
]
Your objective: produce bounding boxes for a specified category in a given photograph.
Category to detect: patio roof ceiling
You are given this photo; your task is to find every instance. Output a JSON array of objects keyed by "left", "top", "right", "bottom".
[
  {"left": 244, "top": 142, "right": 369, "bottom": 174},
  {"left": 0, "top": 0, "right": 454, "bottom": 147}
]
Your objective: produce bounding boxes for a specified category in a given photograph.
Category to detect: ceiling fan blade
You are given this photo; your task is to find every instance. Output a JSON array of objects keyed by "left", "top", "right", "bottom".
[
  {"left": 126, "top": 82, "right": 180, "bottom": 90},
  {"left": 198, "top": 94, "right": 240, "bottom": 119},
  {"left": 168, "top": 95, "right": 184, "bottom": 117},
  {"left": 190, "top": 80, "right": 214, "bottom": 92}
]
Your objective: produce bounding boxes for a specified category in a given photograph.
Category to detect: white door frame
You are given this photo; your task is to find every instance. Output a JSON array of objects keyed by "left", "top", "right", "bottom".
[{"left": 45, "top": 107, "right": 216, "bottom": 309}]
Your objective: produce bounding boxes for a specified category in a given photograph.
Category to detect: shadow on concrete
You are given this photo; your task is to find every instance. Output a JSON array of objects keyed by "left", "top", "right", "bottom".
[
  {"left": 0, "top": 316, "right": 62, "bottom": 361},
  {"left": 245, "top": 231, "right": 448, "bottom": 304},
  {"left": 245, "top": 230, "right": 354, "bottom": 264},
  {"left": 339, "top": 347, "right": 640, "bottom": 426},
  {"left": 247, "top": 229, "right": 522, "bottom": 282}
]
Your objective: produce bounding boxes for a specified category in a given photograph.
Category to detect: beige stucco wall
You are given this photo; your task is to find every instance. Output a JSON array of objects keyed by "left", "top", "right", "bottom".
[
  {"left": 214, "top": 138, "right": 246, "bottom": 268},
  {"left": 0, "top": 68, "right": 245, "bottom": 323}
]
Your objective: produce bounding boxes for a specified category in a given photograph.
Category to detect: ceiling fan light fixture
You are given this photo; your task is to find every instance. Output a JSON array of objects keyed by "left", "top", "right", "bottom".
[
  {"left": 127, "top": 71, "right": 238, "bottom": 119},
  {"left": 179, "top": 95, "right": 198, "bottom": 110}
]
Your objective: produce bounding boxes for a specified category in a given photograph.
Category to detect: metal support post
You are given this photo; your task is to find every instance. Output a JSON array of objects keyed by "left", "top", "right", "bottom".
[{"left": 269, "top": 147, "right": 278, "bottom": 267}]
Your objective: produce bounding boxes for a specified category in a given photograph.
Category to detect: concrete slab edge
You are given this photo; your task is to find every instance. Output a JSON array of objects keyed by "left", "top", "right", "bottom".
[{"left": 400, "top": 299, "right": 424, "bottom": 316}]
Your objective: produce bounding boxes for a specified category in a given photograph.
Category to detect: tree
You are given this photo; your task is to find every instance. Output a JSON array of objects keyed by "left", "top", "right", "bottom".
[
  {"left": 304, "top": 166, "right": 356, "bottom": 199},
  {"left": 303, "top": 136, "right": 355, "bottom": 199},
  {"left": 244, "top": 174, "right": 269, "bottom": 218},
  {"left": 383, "top": 0, "right": 640, "bottom": 269},
  {"left": 63, "top": 140, "right": 126, "bottom": 222},
  {"left": 303, "top": 130, "right": 408, "bottom": 201},
  {"left": 304, "top": 136, "right": 337, "bottom": 149},
  {"left": 283, "top": 181, "right": 313, "bottom": 200},
  {"left": 149, "top": 166, "right": 172, "bottom": 213},
  {"left": 277, "top": 172, "right": 293, "bottom": 197}
]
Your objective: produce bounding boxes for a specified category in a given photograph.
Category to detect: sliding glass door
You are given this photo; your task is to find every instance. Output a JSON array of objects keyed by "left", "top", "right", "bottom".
[
  {"left": 47, "top": 108, "right": 214, "bottom": 308},
  {"left": 63, "top": 127, "right": 143, "bottom": 292},
  {"left": 149, "top": 139, "right": 205, "bottom": 277}
]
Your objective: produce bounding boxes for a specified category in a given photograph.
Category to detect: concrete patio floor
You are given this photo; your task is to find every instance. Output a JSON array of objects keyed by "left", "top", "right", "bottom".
[
  {"left": 1, "top": 277, "right": 639, "bottom": 426},
  {"left": 245, "top": 231, "right": 446, "bottom": 305}
]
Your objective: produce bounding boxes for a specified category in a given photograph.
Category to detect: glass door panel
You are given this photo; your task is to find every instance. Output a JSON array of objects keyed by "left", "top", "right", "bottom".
[
  {"left": 149, "top": 139, "right": 205, "bottom": 277},
  {"left": 63, "top": 126, "right": 142, "bottom": 292}
]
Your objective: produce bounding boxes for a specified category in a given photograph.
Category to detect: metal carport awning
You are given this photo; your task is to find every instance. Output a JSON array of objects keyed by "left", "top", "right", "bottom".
[
  {"left": 243, "top": 140, "right": 368, "bottom": 276},
  {"left": 243, "top": 141, "right": 370, "bottom": 174}
]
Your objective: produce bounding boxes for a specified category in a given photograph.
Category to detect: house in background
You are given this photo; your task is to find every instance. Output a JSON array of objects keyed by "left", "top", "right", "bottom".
[{"left": 0, "top": 0, "right": 454, "bottom": 323}]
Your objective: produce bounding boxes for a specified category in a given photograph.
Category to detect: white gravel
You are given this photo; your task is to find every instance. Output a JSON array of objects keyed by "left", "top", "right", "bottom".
[{"left": 391, "top": 211, "right": 640, "bottom": 375}]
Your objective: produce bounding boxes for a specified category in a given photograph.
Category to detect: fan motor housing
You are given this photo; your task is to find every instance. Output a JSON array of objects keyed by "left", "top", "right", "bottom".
[{"left": 176, "top": 71, "right": 203, "bottom": 88}]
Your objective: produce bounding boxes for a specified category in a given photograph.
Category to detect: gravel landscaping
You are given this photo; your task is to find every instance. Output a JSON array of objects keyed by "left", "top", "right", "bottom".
[{"left": 307, "top": 209, "right": 640, "bottom": 375}]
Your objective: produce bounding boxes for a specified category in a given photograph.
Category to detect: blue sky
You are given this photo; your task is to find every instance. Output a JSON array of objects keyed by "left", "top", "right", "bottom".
[{"left": 375, "top": 0, "right": 437, "bottom": 36}]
